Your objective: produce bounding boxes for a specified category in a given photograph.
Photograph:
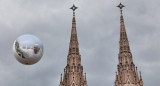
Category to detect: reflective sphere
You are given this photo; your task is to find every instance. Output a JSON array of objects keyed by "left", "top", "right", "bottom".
[{"left": 13, "top": 34, "right": 43, "bottom": 65}]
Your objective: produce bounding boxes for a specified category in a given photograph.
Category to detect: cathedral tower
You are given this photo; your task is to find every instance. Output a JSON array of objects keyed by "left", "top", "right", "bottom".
[
  {"left": 59, "top": 5, "right": 87, "bottom": 86},
  {"left": 114, "top": 3, "right": 143, "bottom": 86}
]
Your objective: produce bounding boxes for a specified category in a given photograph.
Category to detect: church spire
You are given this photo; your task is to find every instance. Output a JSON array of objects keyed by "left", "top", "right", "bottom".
[
  {"left": 117, "top": 3, "right": 130, "bottom": 53},
  {"left": 59, "top": 4, "right": 87, "bottom": 86},
  {"left": 114, "top": 3, "right": 143, "bottom": 86},
  {"left": 68, "top": 4, "right": 79, "bottom": 56}
]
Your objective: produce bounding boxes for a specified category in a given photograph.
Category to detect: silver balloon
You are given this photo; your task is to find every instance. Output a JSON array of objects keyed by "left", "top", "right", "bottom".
[{"left": 13, "top": 34, "right": 43, "bottom": 65}]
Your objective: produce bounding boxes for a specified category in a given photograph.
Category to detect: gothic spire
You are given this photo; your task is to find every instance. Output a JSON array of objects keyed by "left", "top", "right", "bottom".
[
  {"left": 59, "top": 4, "right": 87, "bottom": 86},
  {"left": 117, "top": 3, "right": 130, "bottom": 53},
  {"left": 114, "top": 3, "right": 143, "bottom": 86},
  {"left": 68, "top": 4, "right": 79, "bottom": 55}
]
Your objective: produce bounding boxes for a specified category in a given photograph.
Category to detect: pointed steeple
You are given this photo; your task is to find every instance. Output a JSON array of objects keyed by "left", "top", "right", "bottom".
[
  {"left": 117, "top": 3, "right": 130, "bottom": 53},
  {"left": 59, "top": 5, "right": 87, "bottom": 86},
  {"left": 68, "top": 4, "right": 79, "bottom": 56},
  {"left": 114, "top": 3, "right": 143, "bottom": 86}
]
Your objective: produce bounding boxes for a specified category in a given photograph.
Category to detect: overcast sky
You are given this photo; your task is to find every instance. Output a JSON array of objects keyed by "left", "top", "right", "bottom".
[{"left": 0, "top": 0, "right": 160, "bottom": 86}]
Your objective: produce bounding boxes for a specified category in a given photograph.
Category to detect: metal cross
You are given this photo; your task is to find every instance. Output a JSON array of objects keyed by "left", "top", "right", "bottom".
[
  {"left": 117, "top": 3, "right": 125, "bottom": 9},
  {"left": 70, "top": 4, "right": 78, "bottom": 11}
]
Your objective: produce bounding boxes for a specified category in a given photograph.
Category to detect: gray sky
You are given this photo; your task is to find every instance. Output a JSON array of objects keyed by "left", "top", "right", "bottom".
[{"left": 0, "top": 0, "right": 160, "bottom": 86}]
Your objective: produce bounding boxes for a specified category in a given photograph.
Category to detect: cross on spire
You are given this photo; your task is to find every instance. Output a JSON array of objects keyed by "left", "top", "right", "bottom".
[
  {"left": 117, "top": 3, "right": 125, "bottom": 9},
  {"left": 70, "top": 4, "right": 78, "bottom": 12}
]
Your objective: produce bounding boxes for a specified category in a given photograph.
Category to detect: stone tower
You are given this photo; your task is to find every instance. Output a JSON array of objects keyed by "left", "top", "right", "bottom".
[
  {"left": 59, "top": 5, "right": 87, "bottom": 86},
  {"left": 114, "top": 3, "right": 143, "bottom": 86}
]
